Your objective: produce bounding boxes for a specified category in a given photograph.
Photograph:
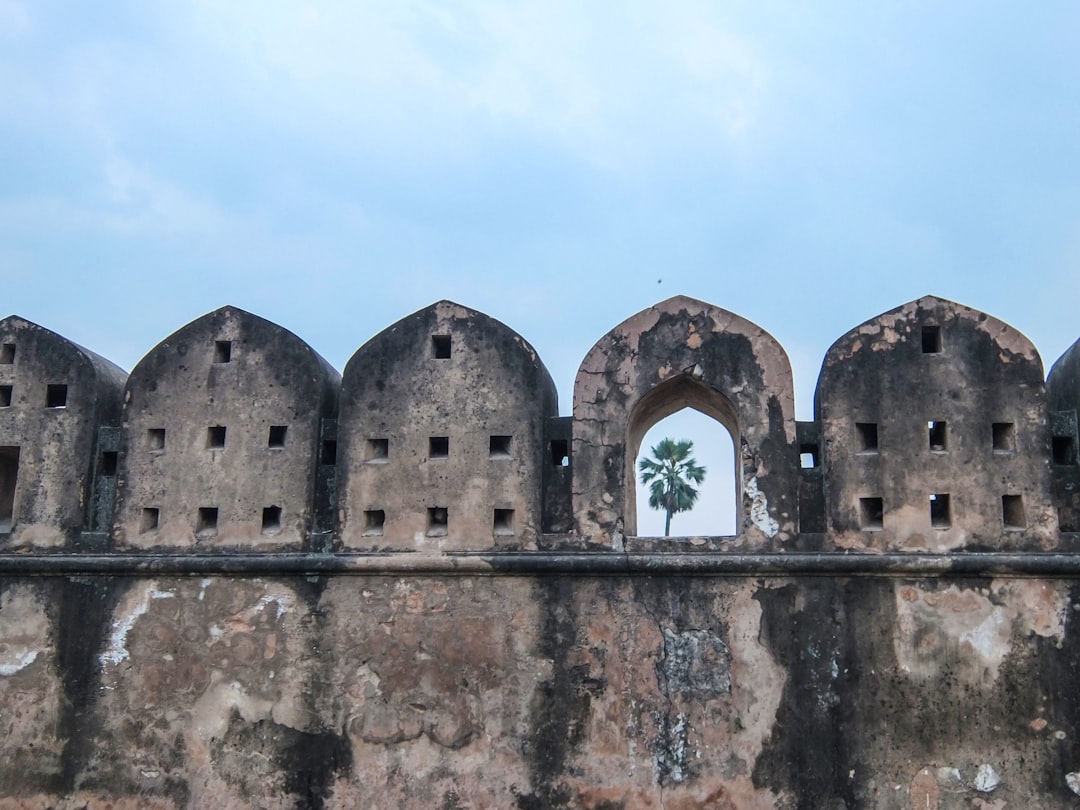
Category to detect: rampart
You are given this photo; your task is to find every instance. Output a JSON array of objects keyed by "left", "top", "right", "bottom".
[{"left": 2, "top": 295, "right": 1080, "bottom": 808}]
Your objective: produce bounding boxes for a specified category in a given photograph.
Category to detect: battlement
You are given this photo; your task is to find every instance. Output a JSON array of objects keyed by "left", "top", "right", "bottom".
[{"left": 2, "top": 295, "right": 1079, "bottom": 553}]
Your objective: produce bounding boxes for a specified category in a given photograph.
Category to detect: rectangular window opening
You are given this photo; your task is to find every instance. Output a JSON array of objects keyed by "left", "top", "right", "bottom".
[
  {"left": 139, "top": 507, "right": 159, "bottom": 534},
  {"left": 196, "top": 507, "right": 219, "bottom": 537},
  {"left": 100, "top": 451, "right": 118, "bottom": 476},
  {"left": 0, "top": 447, "right": 19, "bottom": 533},
  {"left": 928, "top": 421, "right": 947, "bottom": 452},
  {"left": 268, "top": 425, "right": 288, "bottom": 448},
  {"left": 489, "top": 435, "right": 512, "bottom": 458},
  {"left": 206, "top": 425, "right": 226, "bottom": 449},
  {"left": 46, "top": 384, "right": 67, "bottom": 408},
  {"left": 856, "top": 422, "right": 879, "bottom": 453},
  {"left": 1002, "top": 494, "right": 1026, "bottom": 530},
  {"left": 550, "top": 439, "right": 569, "bottom": 467},
  {"left": 0, "top": 385, "right": 10, "bottom": 408},
  {"left": 859, "top": 497, "right": 883, "bottom": 531},
  {"left": 494, "top": 508, "right": 515, "bottom": 536},
  {"left": 922, "top": 325, "right": 942, "bottom": 354},
  {"left": 427, "top": 506, "right": 448, "bottom": 537},
  {"left": 0, "top": 344, "right": 14, "bottom": 364},
  {"left": 321, "top": 440, "right": 338, "bottom": 465},
  {"left": 992, "top": 422, "right": 1016, "bottom": 454},
  {"left": 213, "top": 340, "right": 232, "bottom": 363},
  {"left": 799, "top": 443, "right": 819, "bottom": 469},
  {"left": 431, "top": 335, "right": 451, "bottom": 359},
  {"left": 261, "top": 505, "right": 282, "bottom": 535},
  {"left": 148, "top": 428, "right": 166, "bottom": 452},
  {"left": 365, "top": 438, "right": 388, "bottom": 462},
  {"left": 363, "top": 509, "right": 385, "bottom": 536},
  {"left": 930, "top": 493, "right": 951, "bottom": 529},
  {"left": 429, "top": 436, "right": 449, "bottom": 459},
  {"left": 1053, "top": 436, "right": 1077, "bottom": 466}
]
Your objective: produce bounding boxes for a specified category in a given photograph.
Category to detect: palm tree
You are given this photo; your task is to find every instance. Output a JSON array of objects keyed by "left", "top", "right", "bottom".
[{"left": 638, "top": 438, "right": 707, "bottom": 536}]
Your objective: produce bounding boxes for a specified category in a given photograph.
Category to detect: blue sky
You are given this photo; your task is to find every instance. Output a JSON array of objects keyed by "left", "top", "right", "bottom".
[{"left": 3, "top": 2, "right": 1079, "bottom": 534}]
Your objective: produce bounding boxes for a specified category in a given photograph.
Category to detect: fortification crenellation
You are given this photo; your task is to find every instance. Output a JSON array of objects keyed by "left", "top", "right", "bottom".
[{"left": 2, "top": 294, "right": 1079, "bottom": 551}]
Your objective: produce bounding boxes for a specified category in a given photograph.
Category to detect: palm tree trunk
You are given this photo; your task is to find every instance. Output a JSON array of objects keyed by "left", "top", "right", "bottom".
[{"left": 664, "top": 508, "right": 671, "bottom": 537}]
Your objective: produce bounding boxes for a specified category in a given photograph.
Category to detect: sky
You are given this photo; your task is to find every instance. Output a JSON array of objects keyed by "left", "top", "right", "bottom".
[{"left": 3, "top": 2, "right": 1079, "bottom": 536}]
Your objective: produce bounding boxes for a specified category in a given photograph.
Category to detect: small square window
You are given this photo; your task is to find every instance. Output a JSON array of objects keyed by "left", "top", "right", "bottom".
[
  {"left": 213, "top": 341, "right": 232, "bottom": 363},
  {"left": 489, "top": 435, "right": 512, "bottom": 458},
  {"left": 140, "top": 507, "right": 160, "bottom": 534},
  {"left": 261, "top": 505, "right": 282, "bottom": 535},
  {"left": 366, "top": 438, "right": 389, "bottom": 462},
  {"left": 429, "top": 436, "right": 449, "bottom": 459},
  {"left": 928, "top": 421, "right": 947, "bottom": 452},
  {"left": 100, "top": 451, "right": 118, "bottom": 476},
  {"left": 992, "top": 422, "right": 1016, "bottom": 454},
  {"left": 432, "top": 335, "right": 451, "bottom": 359},
  {"left": 268, "top": 425, "right": 287, "bottom": 448},
  {"left": 1053, "top": 436, "right": 1077, "bottom": 466},
  {"left": 148, "top": 428, "right": 166, "bottom": 452},
  {"left": 363, "top": 509, "right": 385, "bottom": 536},
  {"left": 0, "top": 344, "right": 14, "bottom": 364},
  {"left": 799, "top": 443, "right": 819, "bottom": 469},
  {"left": 930, "top": 493, "right": 951, "bottom": 529},
  {"left": 859, "top": 497, "right": 883, "bottom": 530},
  {"left": 427, "top": 506, "right": 448, "bottom": 536},
  {"left": 206, "top": 426, "right": 226, "bottom": 449},
  {"left": 196, "top": 507, "right": 219, "bottom": 537},
  {"left": 856, "top": 422, "right": 879, "bottom": 453},
  {"left": 321, "top": 440, "right": 338, "bottom": 465},
  {"left": 46, "top": 384, "right": 67, "bottom": 408},
  {"left": 0, "top": 385, "right": 10, "bottom": 408},
  {"left": 550, "top": 439, "right": 569, "bottom": 467},
  {"left": 493, "top": 508, "right": 515, "bottom": 536},
  {"left": 1002, "top": 494, "right": 1026, "bottom": 530},
  {"left": 921, "top": 326, "right": 942, "bottom": 354}
]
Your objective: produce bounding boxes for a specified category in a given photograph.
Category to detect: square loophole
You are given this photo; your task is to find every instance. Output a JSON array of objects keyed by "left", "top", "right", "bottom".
[
  {"left": 206, "top": 426, "right": 226, "bottom": 449},
  {"left": 921, "top": 326, "right": 942, "bottom": 354},
  {"left": 489, "top": 435, "right": 512, "bottom": 458},
  {"left": 493, "top": 508, "right": 515, "bottom": 536},
  {"left": 432, "top": 335, "right": 451, "bottom": 359},
  {"left": 1002, "top": 494, "right": 1026, "bottom": 530},
  {"left": 427, "top": 506, "right": 448, "bottom": 537},
  {"left": 859, "top": 497, "right": 884, "bottom": 531},
  {"left": 139, "top": 507, "right": 160, "bottom": 534},
  {"left": 148, "top": 428, "right": 166, "bottom": 452},
  {"left": 213, "top": 340, "right": 232, "bottom": 363},
  {"left": 363, "top": 509, "right": 385, "bottom": 536},
  {"left": 550, "top": 439, "right": 569, "bottom": 467},
  {"left": 366, "top": 438, "right": 389, "bottom": 462},
  {"left": 0, "top": 385, "right": 11, "bottom": 407},
  {"left": 46, "top": 384, "right": 67, "bottom": 408},
  {"left": 268, "top": 425, "right": 287, "bottom": 448},
  {"left": 1053, "top": 435, "right": 1077, "bottom": 466},
  {"left": 0, "top": 344, "right": 14, "bottom": 364},
  {"left": 429, "top": 436, "right": 449, "bottom": 459},
  {"left": 321, "top": 440, "right": 338, "bottom": 465},
  {"left": 799, "top": 443, "right": 819, "bottom": 469},
  {"left": 196, "top": 507, "right": 219, "bottom": 537},
  {"left": 100, "top": 451, "right": 118, "bottom": 476},
  {"left": 261, "top": 505, "right": 282, "bottom": 535},
  {"left": 992, "top": 422, "right": 1016, "bottom": 454},
  {"left": 856, "top": 422, "right": 879, "bottom": 453},
  {"left": 928, "top": 421, "right": 947, "bottom": 452},
  {"left": 930, "top": 493, "right": 951, "bottom": 529}
]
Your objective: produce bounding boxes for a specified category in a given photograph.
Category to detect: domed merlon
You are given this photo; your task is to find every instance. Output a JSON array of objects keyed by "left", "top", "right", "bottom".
[
  {"left": 337, "top": 300, "right": 558, "bottom": 550},
  {"left": 0, "top": 315, "right": 127, "bottom": 547},
  {"left": 816, "top": 295, "right": 1055, "bottom": 549},
  {"left": 112, "top": 306, "right": 340, "bottom": 549}
]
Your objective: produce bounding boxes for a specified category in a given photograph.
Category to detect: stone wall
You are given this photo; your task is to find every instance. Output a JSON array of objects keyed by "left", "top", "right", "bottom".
[{"left": 2, "top": 295, "right": 1080, "bottom": 808}]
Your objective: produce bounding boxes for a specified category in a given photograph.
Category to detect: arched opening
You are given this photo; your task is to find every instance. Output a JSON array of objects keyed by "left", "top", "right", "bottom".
[{"left": 626, "top": 375, "right": 741, "bottom": 537}]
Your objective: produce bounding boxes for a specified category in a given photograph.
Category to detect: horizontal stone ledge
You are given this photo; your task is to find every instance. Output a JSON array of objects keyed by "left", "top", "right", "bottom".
[{"left": 1, "top": 551, "right": 1080, "bottom": 577}]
